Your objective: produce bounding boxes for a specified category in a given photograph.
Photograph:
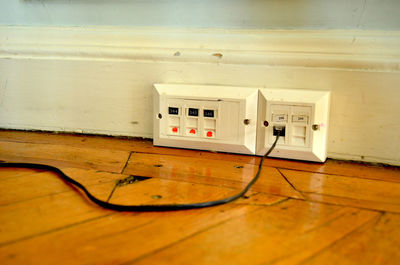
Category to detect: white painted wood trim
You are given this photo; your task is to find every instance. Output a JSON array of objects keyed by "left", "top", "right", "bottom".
[
  {"left": 1, "top": 26, "right": 400, "bottom": 71},
  {"left": 1, "top": 26, "right": 400, "bottom": 166}
]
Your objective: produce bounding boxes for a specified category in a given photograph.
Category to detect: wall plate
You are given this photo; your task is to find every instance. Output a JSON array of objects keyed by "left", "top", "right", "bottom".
[
  {"left": 257, "top": 88, "right": 330, "bottom": 162},
  {"left": 153, "top": 84, "right": 258, "bottom": 154}
]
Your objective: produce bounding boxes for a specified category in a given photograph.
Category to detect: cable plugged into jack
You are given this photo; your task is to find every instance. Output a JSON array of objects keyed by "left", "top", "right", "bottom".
[{"left": 273, "top": 126, "right": 285, "bottom": 137}]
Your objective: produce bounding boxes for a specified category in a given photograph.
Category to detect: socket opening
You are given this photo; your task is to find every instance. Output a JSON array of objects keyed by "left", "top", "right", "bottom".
[{"left": 273, "top": 126, "right": 286, "bottom": 137}]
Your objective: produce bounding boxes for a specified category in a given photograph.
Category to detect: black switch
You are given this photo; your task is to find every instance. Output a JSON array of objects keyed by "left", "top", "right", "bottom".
[
  {"left": 168, "top": 107, "right": 179, "bottom": 115},
  {"left": 188, "top": 108, "right": 199, "bottom": 116},
  {"left": 204, "top": 109, "right": 214, "bottom": 118}
]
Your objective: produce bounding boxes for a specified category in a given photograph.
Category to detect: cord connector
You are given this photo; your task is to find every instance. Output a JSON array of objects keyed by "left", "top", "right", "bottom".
[{"left": 273, "top": 126, "right": 285, "bottom": 136}]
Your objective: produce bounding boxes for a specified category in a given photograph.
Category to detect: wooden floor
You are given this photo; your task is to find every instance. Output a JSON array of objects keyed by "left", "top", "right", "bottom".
[{"left": 0, "top": 130, "right": 399, "bottom": 265}]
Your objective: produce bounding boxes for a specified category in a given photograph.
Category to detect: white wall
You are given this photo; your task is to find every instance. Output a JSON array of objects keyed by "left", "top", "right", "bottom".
[
  {"left": 1, "top": 27, "right": 399, "bottom": 165},
  {"left": 1, "top": 0, "right": 400, "bottom": 30},
  {"left": 1, "top": 1, "right": 400, "bottom": 165}
]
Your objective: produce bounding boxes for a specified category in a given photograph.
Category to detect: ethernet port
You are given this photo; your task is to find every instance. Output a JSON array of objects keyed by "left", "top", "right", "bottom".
[{"left": 273, "top": 126, "right": 286, "bottom": 136}]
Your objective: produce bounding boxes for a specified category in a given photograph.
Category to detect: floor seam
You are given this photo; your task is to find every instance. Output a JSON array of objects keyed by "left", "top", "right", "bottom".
[
  {"left": 105, "top": 151, "right": 134, "bottom": 202},
  {"left": 276, "top": 166, "right": 400, "bottom": 184},
  {"left": 276, "top": 168, "right": 306, "bottom": 200},
  {"left": 300, "top": 190, "right": 400, "bottom": 206},
  {"left": 106, "top": 182, "right": 119, "bottom": 202},
  {"left": 130, "top": 151, "right": 400, "bottom": 183},
  {"left": 121, "top": 151, "right": 133, "bottom": 174}
]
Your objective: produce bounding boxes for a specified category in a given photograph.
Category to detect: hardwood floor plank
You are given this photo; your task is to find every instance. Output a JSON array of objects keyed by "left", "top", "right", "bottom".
[
  {"left": 301, "top": 213, "right": 400, "bottom": 265},
  {"left": 0, "top": 130, "right": 398, "bottom": 265},
  {"left": 281, "top": 169, "right": 400, "bottom": 212},
  {"left": 0, "top": 170, "right": 72, "bottom": 205},
  {"left": 0, "top": 181, "right": 115, "bottom": 245},
  {"left": 0, "top": 141, "right": 130, "bottom": 172},
  {"left": 302, "top": 193, "right": 400, "bottom": 213},
  {"left": 109, "top": 178, "right": 240, "bottom": 205},
  {"left": 0, "top": 130, "right": 400, "bottom": 182},
  {"left": 0, "top": 130, "right": 145, "bottom": 151},
  {"left": 0, "top": 166, "right": 286, "bottom": 247},
  {"left": 0, "top": 204, "right": 259, "bottom": 265},
  {"left": 108, "top": 178, "right": 287, "bottom": 206},
  {"left": 233, "top": 192, "right": 289, "bottom": 206},
  {"left": 0, "top": 167, "right": 45, "bottom": 181},
  {"left": 2, "top": 130, "right": 398, "bottom": 182},
  {"left": 267, "top": 159, "right": 400, "bottom": 183},
  {"left": 129, "top": 200, "right": 379, "bottom": 265},
  {"left": 0, "top": 167, "right": 126, "bottom": 205},
  {"left": 123, "top": 153, "right": 304, "bottom": 199}
]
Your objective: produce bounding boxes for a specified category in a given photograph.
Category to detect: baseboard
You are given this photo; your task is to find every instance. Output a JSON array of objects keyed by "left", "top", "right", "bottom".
[
  {"left": 1, "top": 26, "right": 400, "bottom": 71},
  {"left": 1, "top": 26, "right": 400, "bottom": 165}
]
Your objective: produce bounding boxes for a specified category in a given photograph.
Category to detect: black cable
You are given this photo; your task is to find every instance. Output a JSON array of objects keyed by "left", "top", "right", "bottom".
[{"left": 0, "top": 133, "right": 280, "bottom": 212}]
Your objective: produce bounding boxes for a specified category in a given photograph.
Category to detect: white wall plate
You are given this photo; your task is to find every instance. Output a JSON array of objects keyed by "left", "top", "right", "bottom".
[
  {"left": 257, "top": 88, "right": 330, "bottom": 162},
  {"left": 153, "top": 84, "right": 258, "bottom": 154}
]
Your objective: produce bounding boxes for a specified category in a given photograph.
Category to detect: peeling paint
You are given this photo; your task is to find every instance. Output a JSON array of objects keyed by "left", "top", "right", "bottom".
[
  {"left": 212, "top": 53, "right": 223, "bottom": 59},
  {"left": 0, "top": 79, "right": 8, "bottom": 106}
]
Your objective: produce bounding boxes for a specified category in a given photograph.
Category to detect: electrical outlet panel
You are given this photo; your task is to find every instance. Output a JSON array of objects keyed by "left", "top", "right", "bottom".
[
  {"left": 256, "top": 88, "right": 330, "bottom": 162},
  {"left": 153, "top": 84, "right": 258, "bottom": 154}
]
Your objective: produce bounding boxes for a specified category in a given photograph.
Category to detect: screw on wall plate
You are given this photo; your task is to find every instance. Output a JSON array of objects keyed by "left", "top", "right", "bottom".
[
  {"left": 263, "top": 121, "right": 269, "bottom": 127},
  {"left": 158, "top": 113, "right": 162, "bottom": 119},
  {"left": 312, "top": 124, "right": 320, "bottom": 131},
  {"left": 243, "top": 119, "right": 250, "bottom": 125}
]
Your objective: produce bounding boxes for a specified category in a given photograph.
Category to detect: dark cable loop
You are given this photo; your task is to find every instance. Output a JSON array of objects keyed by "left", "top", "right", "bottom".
[{"left": 0, "top": 134, "right": 280, "bottom": 211}]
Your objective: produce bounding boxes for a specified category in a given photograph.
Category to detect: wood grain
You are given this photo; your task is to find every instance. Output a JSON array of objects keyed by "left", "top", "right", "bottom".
[
  {"left": 0, "top": 140, "right": 130, "bottom": 172},
  {"left": 0, "top": 167, "right": 126, "bottom": 205},
  {"left": 0, "top": 188, "right": 113, "bottom": 246},
  {"left": 123, "top": 152, "right": 303, "bottom": 199},
  {"left": 302, "top": 213, "right": 400, "bottom": 265},
  {"left": 281, "top": 169, "right": 400, "bottom": 213},
  {"left": 0, "top": 131, "right": 399, "bottom": 265},
  {"left": 0, "top": 167, "right": 45, "bottom": 181},
  {"left": 1, "top": 130, "right": 399, "bottom": 181},
  {"left": 131, "top": 200, "right": 379, "bottom": 265},
  {"left": 109, "top": 177, "right": 240, "bottom": 205},
  {"left": 109, "top": 178, "right": 287, "bottom": 206},
  {"left": 0, "top": 204, "right": 259, "bottom": 265}
]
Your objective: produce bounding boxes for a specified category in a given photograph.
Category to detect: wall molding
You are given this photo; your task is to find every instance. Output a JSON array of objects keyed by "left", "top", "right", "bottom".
[
  {"left": 1, "top": 26, "right": 400, "bottom": 165},
  {"left": 1, "top": 26, "right": 400, "bottom": 71}
]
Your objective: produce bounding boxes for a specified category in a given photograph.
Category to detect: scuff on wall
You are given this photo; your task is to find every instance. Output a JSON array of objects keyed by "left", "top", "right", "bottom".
[
  {"left": 212, "top": 53, "right": 223, "bottom": 59},
  {"left": 356, "top": 0, "right": 368, "bottom": 28}
]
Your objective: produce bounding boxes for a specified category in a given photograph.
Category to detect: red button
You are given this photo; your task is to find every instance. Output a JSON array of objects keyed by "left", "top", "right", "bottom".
[
  {"left": 172, "top": 127, "right": 178, "bottom": 133},
  {"left": 189, "top": 129, "right": 196, "bottom": 134},
  {"left": 206, "top": 131, "right": 213, "bottom": 137}
]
